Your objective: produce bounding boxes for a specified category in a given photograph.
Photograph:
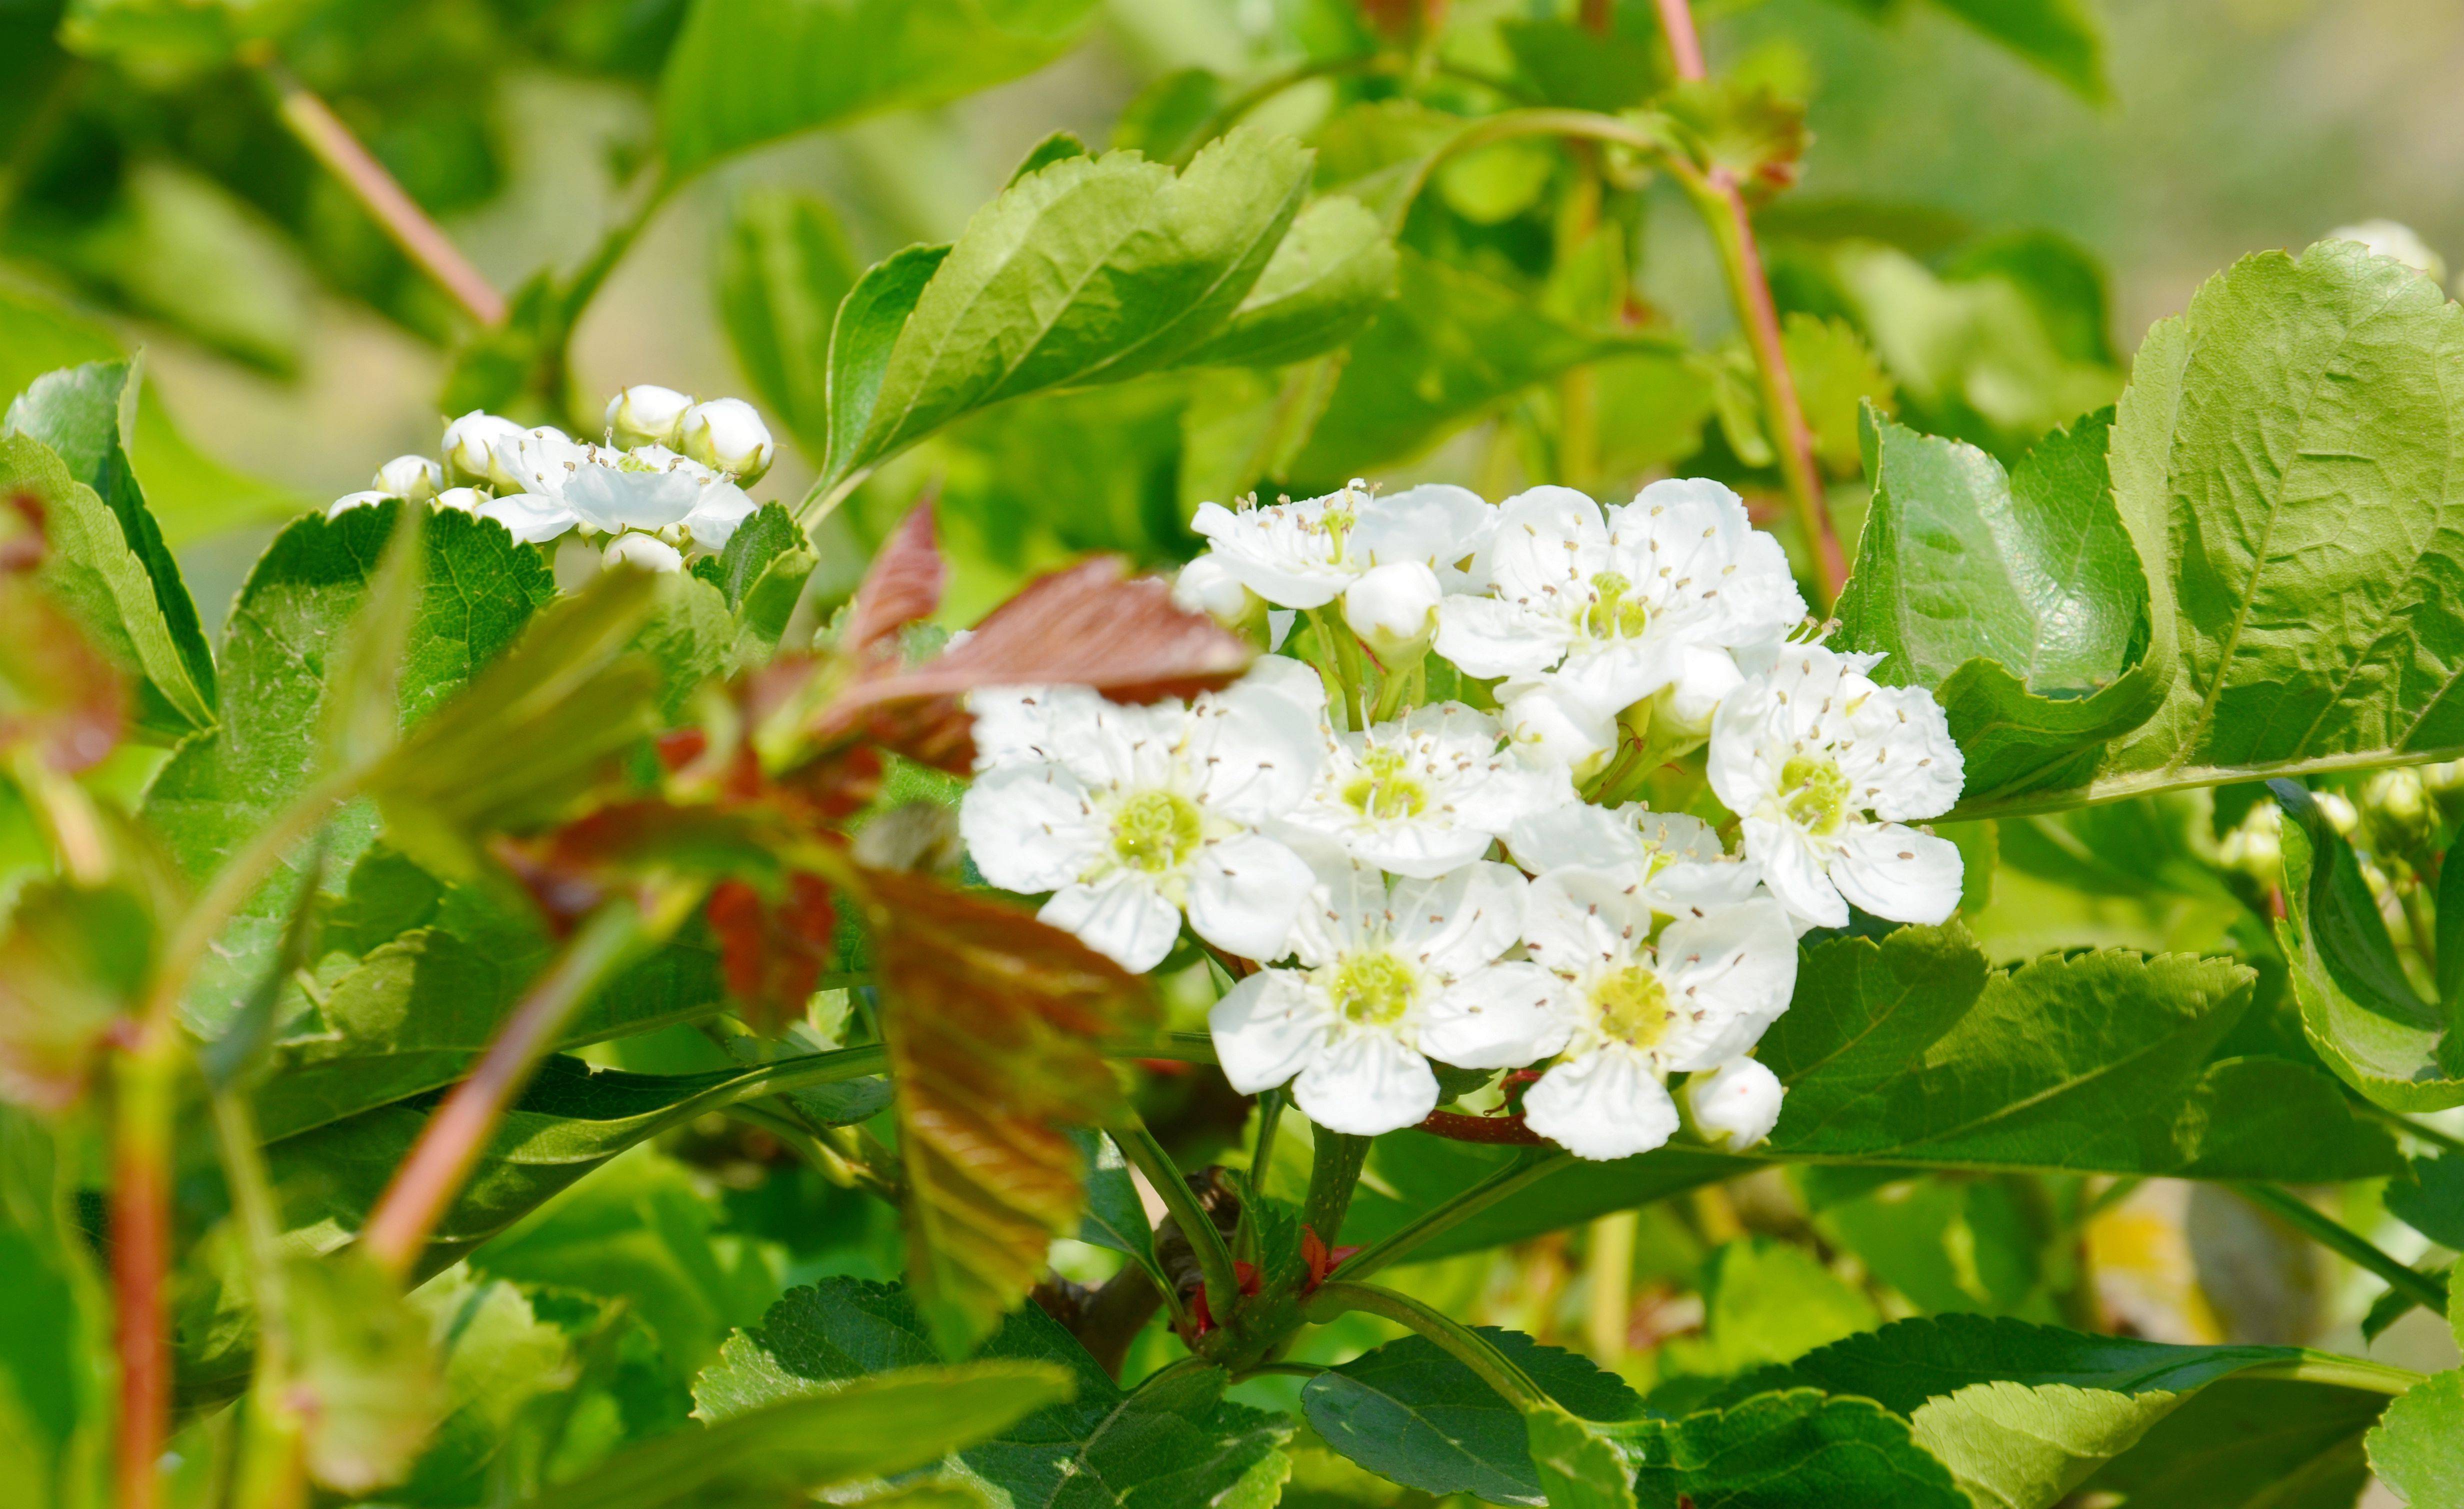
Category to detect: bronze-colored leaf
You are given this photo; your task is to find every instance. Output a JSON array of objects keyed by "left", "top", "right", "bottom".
[
  {"left": 856, "top": 867, "right": 1156, "bottom": 1356},
  {"left": 708, "top": 872, "right": 839, "bottom": 1034},
  {"left": 842, "top": 501, "right": 948, "bottom": 665}
]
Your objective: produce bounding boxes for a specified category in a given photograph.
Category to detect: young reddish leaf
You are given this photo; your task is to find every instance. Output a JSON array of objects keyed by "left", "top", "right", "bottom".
[
  {"left": 0, "top": 494, "right": 126, "bottom": 774},
  {"left": 492, "top": 800, "right": 787, "bottom": 930},
  {"left": 708, "top": 872, "right": 839, "bottom": 1034},
  {"left": 841, "top": 500, "right": 946, "bottom": 664},
  {"left": 856, "top": 866, "right": 1158, "bottom": 1356}
]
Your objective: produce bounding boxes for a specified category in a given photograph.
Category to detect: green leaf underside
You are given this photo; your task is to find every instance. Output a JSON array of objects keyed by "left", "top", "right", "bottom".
[
  {"left": 1301, "top": 1328, "right": 1644, "bottom": 1505},
  {"left": 1342, "top": 926, "right": 2396, "bottom": 1258},
  {"left": 694, "top": 1278, "right": 1292, "bottom": 1509}
]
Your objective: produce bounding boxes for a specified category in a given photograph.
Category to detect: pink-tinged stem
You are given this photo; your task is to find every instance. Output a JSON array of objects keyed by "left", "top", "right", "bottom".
[
  {"left": 1654, "top": 0, "right": 1846, "bottom": 606},
  {"left": 360, "top": 903, "right": 644, "bottom": 1276},
  {"left": 250, "top": 52, "right": 507, "bottom": 328},
  {"left": 110, "top": 1038, "right": 178, "bottom": 1509}
]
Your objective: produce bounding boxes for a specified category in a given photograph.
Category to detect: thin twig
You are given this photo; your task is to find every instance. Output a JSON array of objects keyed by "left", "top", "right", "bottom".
[{"left": 2238, "top": 1184, "right": 2450, "bottom": 1314}]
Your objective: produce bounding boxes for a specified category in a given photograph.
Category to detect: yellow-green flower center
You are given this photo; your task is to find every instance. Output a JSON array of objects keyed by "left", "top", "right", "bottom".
[
  {"left": 1328, "top": 952, "right": 1418, "bottom": 1027},
  {"left": 1591, "top": 966, "right": 1675, "bottom": 1047},
  {"left": 1110, "top": 790, "right": 1202, "bottom": 874},
  {"left": 1583, "top": 572, "right": 1652, "bottom": 640},
  {"left": 1778, "top": 754, "right": 1852, "bottom": 837},
  {"left": 1340, "top": 745, "right": 1428, "bottom": 821}
]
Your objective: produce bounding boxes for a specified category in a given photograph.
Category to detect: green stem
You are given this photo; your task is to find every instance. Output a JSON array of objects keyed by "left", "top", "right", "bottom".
[
  {"left": 1250, "top": 1090, "right": 1288, "bottom": 1198},
  {"left": 2240, "top": 1184, "right": 2450, "bottom": 1314},
  {"left": 1369, "top": 648, "right": 1426, "bottom": 724},
  {"left": 1303, "top": 1131, "right": 1372, "bottom": 1247},
  {"left": 1339, "top": 1150, "right": 1570, "bottom": 1282},
  {"left": 1307, "top": 1280, "right": 1548, "bottom": 1411},
  {"left": 2234, "top": 1355, "right": 2425, "bottom": 1396},
  {"left": 1308, "top": 608, "right": 1369, "bottom": 730},
  {"left": 211, "top": 1090, "right": 308, "bottom": 1509},
  {"left": 1110, "top": 1118, "right": 1240, "bottom": 1318}
]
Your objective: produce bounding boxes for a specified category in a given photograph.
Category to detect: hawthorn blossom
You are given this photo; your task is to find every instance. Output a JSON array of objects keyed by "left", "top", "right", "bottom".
[
  {"left": 1434, "top": 480, "right": 1804, "bottom": 728},
  {"left": 1508, "top": 868, "right": 1798, "bottom": 1160},
  {"left": 484, "top": 428, "right": 758, "bottom": 548},
  {"left": 1209, "top": 852, "right": 1556, "bottom": 1135},
  {"left": 1281, "top": 702, "right": 1572, "bottom": 879},
  {"left": 1706, "top": 645, "right": 1964, "bottom": 930},
  {"left": 958, "top": 666, "right": 1326, "bottom": 972},
  {"left": 1190, "top": 480, "right": 1492, "bottom": 610},
  {"left": 1505, "top": 803, "right": 1762, "bottom": 914}
]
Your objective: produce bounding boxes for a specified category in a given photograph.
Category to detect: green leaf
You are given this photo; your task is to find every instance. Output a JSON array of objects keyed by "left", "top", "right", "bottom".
[
  {"left": 1697, "top": 1238, "right": 1880, "bottom": 1375},
  {"left": 822, "top": 245, "right": 952, "bottom": 494},
  {"left": 2274, "top": 780, "right": 2464, "bottom": 1110},
  {"left": 1784, "top": 314, "right": 1896, "bottom": 474},
  {"left": 284, "top": 1249, "right": 444, "bottom": 1494},
  {"left": 1629, "top": 1390, "right": 1966, "bottom": 1509},
  {"left": 1070, "top": 1128, "right": 1158, "bottom": 1276},
  {"left": 1920, "top": 0, "right": 2108, "bottom": 104},
  {"left": 1174, "top": 195, "right": 1396, "bottom": 369},
  {"left": 1301, "top": 1327, "right": 1643, "bottom": 1505},
  {"left": 1498, "top": 18, "right": 1661, "bottom": 111},
  {"left": 0, "top": 1112, "right": 111, "bottom": 1508},
  {"left": 1836, "top": 408, "right": 2168, "bottom": 806},
  {"left": 1525, "top": 1404, "right": 1639, "bottom": 1509},
  {"left": 821, "top": 128, "right": 1314, "bottom": 494},
  {"left": 694, "top": 1278, "right": 1293, "bottom": 1509},
  {"left": 2388, "top": 1152, "right": 2464, "bottom": 1249},
  {"left": 2080, "top": 1377, "right": 2380, "bottom": 1507},
  {"left": 718, "top": 188, "right": 862, "bottom": 460},
  {"left": 142, "top": 503, "right": 560, "bottom": 1033},
  {"left": 658, "top": 0, "right": 1104, "bottom": 178},
  {"left": 524, "top": 1360, "right": 1078, "bottom": 1509}
]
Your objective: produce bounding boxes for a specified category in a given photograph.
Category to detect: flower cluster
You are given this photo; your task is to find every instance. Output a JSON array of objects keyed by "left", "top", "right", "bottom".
[
  {"left": 329, "top": 386, "right": 777, "bottom": 572},
  {"left": 963, "top": 478, "right": 1966, "bottom": 1162}
]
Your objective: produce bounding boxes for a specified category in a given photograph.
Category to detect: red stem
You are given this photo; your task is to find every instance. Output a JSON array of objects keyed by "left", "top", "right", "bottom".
[
  {"left": 110, "top": 1042, "right": 177, "bottom": 1509},
  {"left": 1416, "top": 1109, "right": 1551, "bottom": 1145}
]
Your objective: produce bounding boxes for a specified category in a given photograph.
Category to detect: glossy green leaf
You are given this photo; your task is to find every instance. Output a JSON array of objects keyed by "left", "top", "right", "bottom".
[
  {"left": 718, "top": 189, "right": 862, "bottom": 460},
  {"left": 2076, "top": 1378, "right": 2380, "bottom": 1507},
  {"left": 1301, "top": 1328, "right": 1644, "bottom": 1505},
  {"left": 2274, "top": 780, "right": 2464, "bottom": 1110},
  {"left": 694, "top": 1278, "right": 1292, "bottom": 1509},
  {"left": 1174, "top": 195, "right": 1396, "bottom": 369},
  {"left": 1628, "top": 1389, "right": 1966, "bottom": 1509},
  {"left": 659, "top": 0, "right": 1104, "bottom": 178},
  {"left": 1837, "top": 408, "right": 2168, "bottom": 806}
]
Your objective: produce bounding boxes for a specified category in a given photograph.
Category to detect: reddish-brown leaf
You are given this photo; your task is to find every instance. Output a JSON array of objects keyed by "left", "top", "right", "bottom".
[
  {"left": 841, "top": 502, "right": 946, "bottom": 666},
  {"left": 856, "top": 866, "right": 1156, "bottom": 1354},
  {"left": 706, "top": 873, "right": 838, "bottom": 1034},
  {"left": 492, "top": 801, "right": 786, "bottom": 930}
]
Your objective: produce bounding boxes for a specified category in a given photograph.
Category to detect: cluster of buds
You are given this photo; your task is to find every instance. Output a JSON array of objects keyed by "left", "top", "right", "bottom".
[{"left": 329, "top": 386, "right": 778, "bottom": 572}]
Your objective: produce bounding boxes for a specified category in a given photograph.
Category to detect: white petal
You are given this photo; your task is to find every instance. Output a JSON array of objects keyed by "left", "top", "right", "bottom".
[
  {"left": 1498, "top": 684, "right": 1615, "bottom": 774},
  {"left": 1744, "top": 817, "right": 1847, "bottom": 930},
  {"left": 1545, "top": 640, "right": 1680, "bottom": 722},
  {"left": 1189, "top": 681, "right": 1326, "bottom": 821},
  {"left": 1506, "top": 803, "right": 1638, "bottom": 874},
  {"left": 476, "top": 492, "right": 579, "bottom": 544},
  {"left": 1348, "top": 824, "right": 1498, "bottom": 882},
  {"left": 1418, "top": 962, "right": 1571, "bottom": 1068},
  {"left": 958, "top": 764, "right": 1100, "bottom": 892},
  {"left": 1478, "top": 486, "right": 1606, "bottom": 598},
  {"left": 682, "top": 481, "right": 760, "bottom": 549},
  {"left": 1208, "top": 970, "right": 1328, "bottom": 1094},
  {"left": 1040, "top": 876, "right": 1183, "bottom": 972},
  {"left": 1845, "top": 686, "right": 1966, "bottom": 822},
  {"left": 1434, "top": 595, "right": 1572, "bottom": 679},
  {"left": 1391, "top": 862, "right": 1528, "bottom": 974},
  {"left": 1294, "top": 1032, "right": 1439, "bottom": 1135},
  {"left": 1652, "top": 898, "right": 1800, "bottom": 1070},
  {"left": 1519, "top": 867, "right": 1637, "bottom": 974},
  {"left": 1522, "top": 1049, "right": 1680, "bottom": 1160},
  {"left": 1688, "top": 1056, "right": 1784, "bottom": 1148},
  {"left": 1657, "top": 644, "right": 1744, "bottom": 735},
  {"left": 967, "top": 685, "right": 1106, "bottom": 770},
  {"left": 1828, "top": 823, "right": 1962, "bottom": 925},
  {"left": 1187, "top": 832, "right": 1315, "bottom": 963}
]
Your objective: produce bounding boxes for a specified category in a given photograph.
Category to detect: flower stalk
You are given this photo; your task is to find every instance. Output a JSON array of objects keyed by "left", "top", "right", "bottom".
[{"left": 1108, "top": 1116, "right": 1240, "bottom": 1321}]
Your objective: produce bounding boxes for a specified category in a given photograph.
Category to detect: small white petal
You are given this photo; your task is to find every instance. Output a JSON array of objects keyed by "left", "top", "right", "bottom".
[
  {"left": 958, "top": 764, "right": 1100, "bottom": 892},
  {"left": 606, "top": 384, "right": 694, "bottom": 450},
  {"left": 1828, "top": 823, "right": 1962, "bottom": 925},
  {"left": 1434, "top": 594, "right": 1572, "bottom": 679},
  {"left": 1744, "top": 817, "right": 1848, "bottom": 930},
  {"left": 1418, "top": 961, "right": 1570, "bottom": 1069},
  {"left": 603, "top": 532, "right": 684, "bottom": 574},
  {"left": 1040, "top": 876, "right": 1183, "bottom": 973},
  {"left": 1186, "top": 832, "right": 1314, "bottom": 964},
  {"left": 1392, "top": 862, "right": 1528, "bottom": 976},
  {"left": 327, "top": 490, "right": 392, "bottom": 518},
  {"left": 1523, "top": 1049, "right": 1680, "bottom": 1160},
  {"left": 1341, "top": 560, "right": 1442, "bottom": 656},
  {"left": 1688, "top": 1056, "right": 1784, "bottom": 1148},
  {"left": 474, "top": 492, "right": 578, "bottom": 544},
  {"left": 1293, "top": 1032, "right": 1440, "bottom": 1136},
  {"left": 1208, "top": 971, "right": 1328, "bottom": 1094},
  {"left": 679, "top": 397, "right": 775, "bottom": 482}
]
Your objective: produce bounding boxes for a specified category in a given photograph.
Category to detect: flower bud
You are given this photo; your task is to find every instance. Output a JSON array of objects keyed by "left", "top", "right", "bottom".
[
  {"left": 442, "top": 410, "right": 527, "bottom": 490},
  {"left": 680, "top": 398, "right": 774, "bottom": 484},
  {"left": 602, "top": 530, "right": 684, "bottom": 574},
  {"left": 372, "top": 454, "right": 442, "bottom": 504},
  {"left": 1342, "top": 560, "right": 1442, "bottom": 659},
  {"left": 1688, "top": 1057, "right": 1783, "bottom": 1149},
  {"left": 2217, "top": 800, "right": 2282, "bottom": 882},
  {"left": 2364, "top": 768, "right": 2429, "bottom": 826},
  {"left": 327, "top": 490, "right": 392, "bottom": 518},
  {"left": 1173, "top": 554, "right": 1266, "bottom": 634},
  {"left": 1502, "top": 686, "right": 1615, "bottom": 779},
  {"left": 605, "top": 384, "right": 694, "bottom": 450},
  {"left": 434, "top": 486, "right": 488, "bottom": 514},
  {"left": 2314, "top": 790, "right": 2360, "bottom": 836}
]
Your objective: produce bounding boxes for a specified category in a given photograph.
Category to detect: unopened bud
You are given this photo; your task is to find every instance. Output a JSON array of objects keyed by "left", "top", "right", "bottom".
[
  {"left": 1502, "top": 686, "right": 1614, "bottom": 780},
  {"left": 372, "top": 454, "right": 442, "bottom": 503},
  {"left": 327, "top": 490, "right": 392, "bottom": 518},
  {"left": 680, "top": 398, "right": 774, "bottom": 484},
  {"left": 434, "top": 486, "right": 488, "bottom": 514},
  {"left": 2365, "top": 768, "right": 2429, "bottom": 826},
  {"left": 2314, "top": 790, "right": 2360, "bottom": 836},
  {"left": 1688, "top": 1058, "right": 1783, "bottom": 1148},
  {"left": 2218, "top": 800, "right": 2282, "bottom": 882},
  {"left": 1342, "top": 561, "right": 1442, "bottom": 659},
  {"left": 603, "top": 531, "right": 685, "bottom": 574},
  {"left": 605, "top": 384, "right": 694, "bottom": 450},
  {"left": 442, "top": 410, "right": 526, "bottom": 490},
  {"left": 1173, "top": 554, "right": 1266, "bottom": 632}
]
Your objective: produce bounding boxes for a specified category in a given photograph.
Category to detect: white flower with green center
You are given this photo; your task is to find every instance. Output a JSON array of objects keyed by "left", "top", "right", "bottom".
[
  {"left": 1434, "top": 480, "right": 1804, "bottom": 728},
  {"left": 1208, "top": 852, "right": 1558, "bottom": 1136},
  {"left": 1280, "top": 702, "right": 1574, "bottom": 880},
  {"left": 1506, "top": 803, "right": 1762, "bottom": 914},
  {"left": 1706, "top": 644, "right": 1964, "bottom": 930},
  {"left": 958, "top": 666, "right": 1326, "bottom": 972},
  {"left": 1190, "top": 481, "right": 1492, "bottom": 610},
  {"left": 1508, "top": 869, "right": 1799, "bottom": 1160},
  {"left": 485, "top": 428, "right": 757, "bottom": 547}
]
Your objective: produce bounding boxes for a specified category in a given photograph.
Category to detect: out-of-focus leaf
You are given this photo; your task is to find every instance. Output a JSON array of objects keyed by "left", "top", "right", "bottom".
[
  {"left": 707, "top": 872, "right": 838, "bottom": 1034},
  {"left": 1697, "top": 1238, "right": 1879, "bottom": 1375},
  {"left": 1782, "top": 313, "right": 1894, "bottom": 474},
  {"left": 526, "top": 1360, "right": 1077, "bottom": 1509},
  {"left": 392, "top": 1270, "right": 580, "bottom": 1504},
  {"left": 1660, "top": 78, "right": 1808, "bottom": 204},
  {"left": 659, "top": 0, "right": 1105, "bottom": 178},
  {"left": 694, "top": 1277, "right": 1292, "bottom": 1509},
  {"left": 286, "top": 1248, "right": 445, "bottom": 1494},
  {"left": 854, "top": 869, "right": 1155, "bottom": 1355},
  {"left": 818, "top": 130, "right": 1312, "bottom": 494},
  {"left": 2388, "top": 1153, "right": 2464, "bottom": 1250},
  {"left": 1944, "top": 230, "right": 2117, "bottom": 366},
  {"left": 1628, "top": 1390, "right": 1966, "bottom": 1509},
  {"left": 1834, "top": 408, "right": 2168, "bottom": 807},
  {"left": 1176, "top": 196, "right": 1396, "bottom": 370},
  {"left": 1922, "top": 0, "right": 2108, "bottom": 104},
  {"left": 0, "top": 524, "right": 126, "bottom": 780},
  {"left": 0, "top": 882, "right": 148, "bottom": 1114},
  {"left": 319, "top": 504, "right": 425, "bottom": 776},
  {"left": 1498, "top": 18, "right": 1660, "bottom": 110},
  {"left": 2274, "top": 780, "right": 2464, "bottom": 1110},
  {"left": 1301, "top": 1328, "right": 1644, "bottom": 1504},
  {"left": 718, "top": 188, "right": 861, "bottom": 460},
  {"left": 0, "top": 1111, "right": 111, "bottom": 1506},
  {"left": 1593, "top": 351, "right": 1718, "bottom": 484},
  {"left": 1008, "top": 130, "right": 1090, "bottom": 184},
  {"left": 1112, "top": 68, "right": 1224, "bottom": 162}
]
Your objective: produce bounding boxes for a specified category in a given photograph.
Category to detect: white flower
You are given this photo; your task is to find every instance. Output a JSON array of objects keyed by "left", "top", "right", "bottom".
[
  {"left": 604, "top": 532, "right": 684, "bottom": 574},
  {"left": 1342, "top": 560, "right": 1442, "bottom": 659},
  {"left": 1506, "top": 803, "right": 1762, "bottom": 914},
  {"left": 1210, "top": 853, "right": 1557, "bottom": 1136},
  {"left": 958, "top": 669, "right": 1326, "bottom": 972},
  {"left": 1281, "top": 702, "right": 1572, "bottom": 880},
  {"left": 1706, "top": 644, "right": 1964, "bottom": 930},
  {"left": 1500, "top": 684, "right": 1616, "bottom": 778},
  {"left": 680, "top": 398, "right": 775, "bottom": 484},
  {"left": 475, "top": 492, "right": 574, "bottom": 544},
  {"left": 434, "top": 486, "right": 488, "bottom": 514},
  {"left": 442, "top": 411, "right": 526, "bottom": 490},
  {"left": 326, "top": 490, "right": 392, "bottom": 518},
  {"left": 372, "top": 454, "right": 442, "bottom": 503},
  {"left": 1510, "top": 868, "right": 1798, "bottom": 1160},
  {"left": 606, "top": 384, "right": 694, "bottom": 450},
  {"left": 1435, "top": 480, "right": 1804, "bottom": 725},
  {"left": 1688, "top": 1056, "right": 1784, "bottom": 1148},
  {"left": 488, "top": 430, "right": 756, "bottom": 546},
  {"left": 1190, "top": 480, "right": 1490, "bottom": 610},
  {"left": 1172, "top": 554, "right": 1262, "bottom": 630}
]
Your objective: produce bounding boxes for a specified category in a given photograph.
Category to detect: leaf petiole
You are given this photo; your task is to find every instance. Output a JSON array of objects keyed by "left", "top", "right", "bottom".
[
  {"left": 1109, "top": 1115, "right": 1240, "bottom": 1321},
  {"left": 1335, "top": 1149, "right": 1570, "bottom": 1282},
  {"left": 2238, "top": 1183, "right": 2450, "bottom": 1315},
  {"left": 1305, "top": 1280, "right": 1549, "bottom": 1412}
]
